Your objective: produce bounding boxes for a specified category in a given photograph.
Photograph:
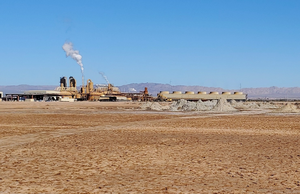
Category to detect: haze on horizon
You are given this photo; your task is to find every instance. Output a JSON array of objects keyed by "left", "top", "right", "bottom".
[{"left": 0, "top": 0, "right": 299, "bottom": 90}]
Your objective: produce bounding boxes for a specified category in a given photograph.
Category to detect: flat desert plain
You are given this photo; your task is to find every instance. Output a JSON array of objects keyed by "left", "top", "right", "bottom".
[{"left": 0, "top": 101, "right": 300, "bottom": 193}]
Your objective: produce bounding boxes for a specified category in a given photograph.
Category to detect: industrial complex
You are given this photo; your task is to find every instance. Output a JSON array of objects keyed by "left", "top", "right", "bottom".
[
  {"left": 1, "top": 76, "right": 152, "bottom": 102},
  {"left": 0, "top": 42, "right": 249, "bottom": 102},
  {"left": 1, "top": 76, "right": 247, "bottom": 102}
]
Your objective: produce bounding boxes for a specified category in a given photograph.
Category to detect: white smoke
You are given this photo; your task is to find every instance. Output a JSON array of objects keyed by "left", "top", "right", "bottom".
[
  {"left": 62, "top": 42, "right": 84, "bottom": 72},
  {"left": 62, "top": 42, "right": 84, "bottom": 86}
]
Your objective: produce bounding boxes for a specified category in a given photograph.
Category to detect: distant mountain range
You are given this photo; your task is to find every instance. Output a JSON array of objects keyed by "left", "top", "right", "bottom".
[{"left": 1, "top": 83, "right": 300, "bottom": 99}]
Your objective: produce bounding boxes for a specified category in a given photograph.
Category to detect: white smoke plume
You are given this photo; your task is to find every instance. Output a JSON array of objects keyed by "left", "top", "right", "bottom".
[
  {"left": 62, "top": 42, "right": 84, "bottom": 86},
  {"left": 62, "top": 42, "right": 84, "bottom": 72}
]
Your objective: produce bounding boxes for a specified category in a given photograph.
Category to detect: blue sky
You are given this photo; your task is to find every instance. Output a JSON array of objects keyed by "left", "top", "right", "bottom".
[{"left": 0, "top": 0, "right": 299, "bottom": 89}]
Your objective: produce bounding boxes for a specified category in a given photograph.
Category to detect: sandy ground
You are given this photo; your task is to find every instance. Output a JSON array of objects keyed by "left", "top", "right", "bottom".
[{"left": 0, "top": 101, "right": 300, "bottom": 193}]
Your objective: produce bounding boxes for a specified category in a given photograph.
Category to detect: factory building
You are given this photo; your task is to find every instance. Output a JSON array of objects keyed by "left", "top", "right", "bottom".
[
  {"left": 4, "top": 90, "right": 64, "bottom": 102},
  {"left": 23, "top": 90, "right": 63, "bottom": 101},
  {"left": 157, "top": 91, "right": 247, "bottom": 101}
]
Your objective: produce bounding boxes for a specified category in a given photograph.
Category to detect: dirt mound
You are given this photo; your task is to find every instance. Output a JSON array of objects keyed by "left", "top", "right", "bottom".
[
  {"left": 211, "top": 98, "right": 237, "bottom": 112},
  {"left": 182, "top": 101, "right": 197, "bottom": 111},
  {"left": 169, "top": 99, "right": 187, "bottom": 111},
  {"left": 246, "top": 102, "right": 260, "bottom": 109},
  {"left": 140, "top": 102, "right": 169, "bottom": 111},
  {"left": 169, "top": 99, "right": 217, "bottom": 111},
  {"left": 273, "top": 103, "right": 300, "bottom": 113},
  {"left": 231, "top": 100, "right": 260, "bottom": 110},
  {"left": 141, "top": 99, "right": 289, "bottom": 112}
]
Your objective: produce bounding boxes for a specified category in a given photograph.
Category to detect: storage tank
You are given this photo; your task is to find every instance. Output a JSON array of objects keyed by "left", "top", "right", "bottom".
[
  {"left": 197, "top": 91, "right": 207, "bottom": 94},
  {"left": 209, "top": 92, "right": 219, "bottom": 94}
]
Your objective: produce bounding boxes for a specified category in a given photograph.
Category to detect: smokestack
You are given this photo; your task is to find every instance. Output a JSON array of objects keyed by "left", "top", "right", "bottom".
[{"left": 62, "top": 42, "right": 84, "bottom": 88}]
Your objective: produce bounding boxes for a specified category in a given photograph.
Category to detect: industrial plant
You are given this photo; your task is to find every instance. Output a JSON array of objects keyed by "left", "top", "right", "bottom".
[
  {"left": 2, "top": 76, "right": 154, "bottom": 102},
  {"left": 1, "top": 75, "right": 247, "bottom": 102},
  {"left": 0, "top": 42, "right": 247, "bottom": 102}
]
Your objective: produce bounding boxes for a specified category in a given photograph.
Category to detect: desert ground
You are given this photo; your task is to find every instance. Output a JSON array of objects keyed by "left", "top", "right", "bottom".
[{"left": 0, "top": 101, "right": 300, "bottom": 193}]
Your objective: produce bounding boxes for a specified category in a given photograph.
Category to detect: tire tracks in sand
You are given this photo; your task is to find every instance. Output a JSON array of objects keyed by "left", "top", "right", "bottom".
[
  {"left": 1, "top": 111, "right": 298, "bottom": 150},
  {"left": 0, "top": 117, "right": 177, "bottom": 150}
]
